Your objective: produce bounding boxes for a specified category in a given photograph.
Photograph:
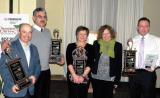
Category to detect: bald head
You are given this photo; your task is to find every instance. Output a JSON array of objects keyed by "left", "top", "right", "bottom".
[{"left": 19, "top": 23, "right": 32, "bottom": 44}]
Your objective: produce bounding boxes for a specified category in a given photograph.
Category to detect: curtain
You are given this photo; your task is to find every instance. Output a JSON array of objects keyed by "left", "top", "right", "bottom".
[
  {"left": 89, "top": 0, "right": 118, "bottom": 31},
  {"left": 63, "top": 0, "right": 144, "bottom": 80},
  {"left": 64, "top": 0, "right": 118, "bottom": 45},
  {"left": 116, "top": 0, "right": 143, "bottom": 48},
  {"left": 64, "top": 0, "right": 90, "bottom": 44}
]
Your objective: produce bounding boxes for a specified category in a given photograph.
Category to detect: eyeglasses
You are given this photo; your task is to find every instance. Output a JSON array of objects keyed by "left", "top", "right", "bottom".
[{"left": 35, "top": 15, "right": 47, "bottom": 19}]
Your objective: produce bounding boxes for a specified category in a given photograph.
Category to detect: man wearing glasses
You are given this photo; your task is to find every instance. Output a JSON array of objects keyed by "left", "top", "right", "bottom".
[{"left": 32, "top": 7, "right": 64, "bottom": 98}]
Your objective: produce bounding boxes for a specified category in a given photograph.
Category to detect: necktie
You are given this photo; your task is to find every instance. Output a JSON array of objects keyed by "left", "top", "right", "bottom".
[
  {"left": 138, "top": 37, "right": 144, "bottom": 68},
  {"left": 41, "top": 28, "right": 43, "bottom": 32}
]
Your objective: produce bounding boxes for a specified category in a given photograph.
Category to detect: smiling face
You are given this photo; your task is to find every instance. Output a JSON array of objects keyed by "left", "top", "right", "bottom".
[
  {"left": 76, "top": 30, "right": 88, "bottom": 43},
  {"left": 102, "top": 29, "right": 111, "bottom": 42},
  {"left": 97, "top": 25, "right": 115, "bottom": 41},
  {"left": 19, "top": 24, "right": 32, "bottom": 44},
  {"left": 32, "top": 11, "right": 47, "bottom": 28}
]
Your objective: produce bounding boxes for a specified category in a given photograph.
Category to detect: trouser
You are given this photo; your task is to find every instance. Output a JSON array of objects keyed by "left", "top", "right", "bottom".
[
  {"left": 67, "top": 74, "right": 90, "bottom": 98},
  {"left": 91, "top": 78, "right": 114, "bottom": 98},
  {"left": 34, "top": 69, "right": 51, "bottom": 98},
  {"left": 129, "top": 69, "right": 156, "bottom": 98}
]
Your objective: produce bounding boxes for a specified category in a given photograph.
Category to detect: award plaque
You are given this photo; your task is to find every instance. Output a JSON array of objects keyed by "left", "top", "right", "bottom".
[
  {"left": 122, "top": 39, "right": 136, "bottom": 76},
  {"left": 49, "top": 29, "right": 62, "bottom": 64},
  {"left": 75, "top": 60, "right": 85, "bottom": 75},
  {"left": 5, "top": 49, "right": 31, "bottom": 90},
  {"left": 75, "top": 59, "right": 88, "bottom": 84},
  {"left": 145, "top": 54, "right": 158, "bottom": 68},
  {"left": 71, "top": 47, "right": 88, "bottom": 84}
]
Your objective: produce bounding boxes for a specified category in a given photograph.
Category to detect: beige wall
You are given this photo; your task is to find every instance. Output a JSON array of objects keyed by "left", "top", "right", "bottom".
[
  {"left": 0, "top": 0, "right": 36, "bottom": 24},
  {"left": 0, "top": 0, "right": 9, "bottom": 13},
  {"left": 144, "top": 0, "right": 160, "bottom": 37},
  {"left": 13, "top": 0, "right": 36, "bottom": 24}
]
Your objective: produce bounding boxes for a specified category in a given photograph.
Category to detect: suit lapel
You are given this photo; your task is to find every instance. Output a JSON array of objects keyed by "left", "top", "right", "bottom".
[
  {"left": 14, "top": 40, "right": 29, "bottom": 74},
  {"left": 29, "top": 45, "right": 33, "bottom": 69}
]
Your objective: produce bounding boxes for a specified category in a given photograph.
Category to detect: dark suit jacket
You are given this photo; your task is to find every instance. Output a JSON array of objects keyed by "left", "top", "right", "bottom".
[
  {"left": 0, "top": 39, "right": 41, "bottom": 97},
  {"left": 91, "top": 40, "right": 122, "bottom": 85}
]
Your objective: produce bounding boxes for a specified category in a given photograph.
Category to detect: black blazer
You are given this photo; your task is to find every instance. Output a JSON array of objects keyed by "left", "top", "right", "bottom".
[{"left": 91, "top": 40, "right": 122, "bottom": 85}]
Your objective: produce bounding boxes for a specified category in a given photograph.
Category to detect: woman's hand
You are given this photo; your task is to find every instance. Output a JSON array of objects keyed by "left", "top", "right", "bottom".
[
  {"left": 72, "top": 74, "right": 80, "bottom": 84},
  {"left": 78, "top": 76, "right": 84, "bottom": 83}
]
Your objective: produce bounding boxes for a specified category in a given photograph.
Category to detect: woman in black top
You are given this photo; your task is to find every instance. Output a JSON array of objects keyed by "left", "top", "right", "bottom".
[
  {"left": 66, "top": 26, "right": 94, "bottom": 98},
  {"left": 91, "top": 25, "right": 122, "bottom": 98}
]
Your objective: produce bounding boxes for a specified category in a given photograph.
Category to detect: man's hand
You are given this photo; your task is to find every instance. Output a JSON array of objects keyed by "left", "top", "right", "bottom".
[
  {"left": 57, "top": 54, "right": 65, "bottom": 65},
  {"left": 29, "top": 75, "right": 36, "bottom": 85},
  {"left": 12, "top": 85, "right": 20, "bottom": 93},
  {"left": 1, "top": 40, "right": 10, "bottom": 52},
  {"left": 145, "top": 66, "right": 156, "bottom": 72},
  {"left": 113, "top": 85, "right": 118, "bottom": 94}
]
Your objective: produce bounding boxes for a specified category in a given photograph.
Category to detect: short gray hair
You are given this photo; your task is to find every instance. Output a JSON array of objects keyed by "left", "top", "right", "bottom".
[{"left": 33, "top": 7, "right": 47, "bottom": 17}]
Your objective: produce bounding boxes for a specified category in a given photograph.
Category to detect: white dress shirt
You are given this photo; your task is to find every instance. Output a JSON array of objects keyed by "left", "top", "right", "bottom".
[
  {"left": 132, "top": 33, "right": 160, "bottom": 69},
  {"left": 19, "top": 39, "right": 31, "bottom": 67},
  {"left": 33, "top": 25, "right": 44, "bottom": 32}
]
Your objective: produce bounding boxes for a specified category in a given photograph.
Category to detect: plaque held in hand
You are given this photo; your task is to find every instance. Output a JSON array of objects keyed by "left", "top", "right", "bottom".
[
  {"left": 49, "top": 29, "right": 62, "bottom": 64},
  {"left": 5, "top": 49, "right": 31, "bottom": 90},
  {"left": 73, "top": 47, "right": 88, "bottom": 84},
  {"left": 122, "top": 39, "right": 136, "bottom": 76},
  {"left": 75, "top": 60, "right": 85, "bottom": 75}
]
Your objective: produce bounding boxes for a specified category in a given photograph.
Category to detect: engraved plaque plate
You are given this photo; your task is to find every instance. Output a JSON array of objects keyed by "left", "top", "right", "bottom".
[
  {"left": 75, "top": 60, "right": 85, "bottom": 75},
  {"left": 7, "top": 58, "right": 31, "bottom": 90},
  {"left": 49, "top": 29, "right": 62, "bottom": 64},
  {"left": 49, "top": 39, "right": 62, "bottom": 64},
  {"left": 145, "top": 54, "right": 158, "bottom": 68},
  {"left": 122, "top": 50, "right": 136, "bottom": 76}
]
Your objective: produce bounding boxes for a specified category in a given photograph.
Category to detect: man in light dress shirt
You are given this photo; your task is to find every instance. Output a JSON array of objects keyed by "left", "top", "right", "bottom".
[{"left": 128, "top": 17, "right": 160, "bottom": 98}]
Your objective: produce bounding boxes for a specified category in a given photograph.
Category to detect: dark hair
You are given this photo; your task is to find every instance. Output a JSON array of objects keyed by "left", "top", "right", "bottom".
[
  {"left": 97, "top": 24, "right": 115, "bottom": 40},
  {"left": 33, "top": 7, "right": 47, "bottom": 17},
  {"left": 138, "top": 17, "right": 150, "bottom": 26},
  {"left": 75, "top": 26, "right": 89, "bottom": 36}
]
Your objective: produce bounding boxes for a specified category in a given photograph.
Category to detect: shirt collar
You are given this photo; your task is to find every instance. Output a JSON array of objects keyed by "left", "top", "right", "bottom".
[
  {"left": 139, "top": 33, "right": 149, "bottom": 39},
  {"left": 33, "top": 24, "right": 44, "bottom": 32},
  {"left": 19, "top": 39, "right": 31, "bottom": 48}
]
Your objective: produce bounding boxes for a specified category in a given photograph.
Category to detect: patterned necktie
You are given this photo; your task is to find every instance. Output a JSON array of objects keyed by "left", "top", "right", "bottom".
[{"left": 138, "top": 37, "right": 144, "bottom": 68}]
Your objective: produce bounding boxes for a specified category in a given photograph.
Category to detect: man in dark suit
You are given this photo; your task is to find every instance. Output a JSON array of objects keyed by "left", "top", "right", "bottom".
[{"left": 0, "top": 23, "right": 41, "bottom": 98}]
